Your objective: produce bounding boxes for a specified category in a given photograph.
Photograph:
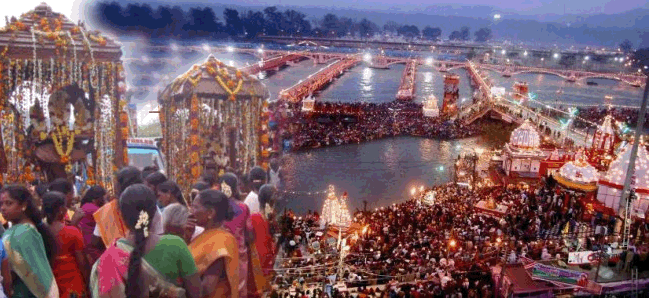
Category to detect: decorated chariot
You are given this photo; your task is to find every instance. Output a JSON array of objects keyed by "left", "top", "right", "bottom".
[{"left": 0, "top": 3, "right": 128, "bottom": 192}]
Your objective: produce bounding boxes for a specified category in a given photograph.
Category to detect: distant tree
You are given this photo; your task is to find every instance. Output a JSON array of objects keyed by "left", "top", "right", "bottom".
[
  {"left": 397, "top": 25, "right": 419, "bottom": 40},
  {"left": 460, "top": 26, "right": 470, "bottom": 41},
  {"left": 224, "top": 9, "right": 244, "bottom": 36},
  {"left": 474, "top": 27, "right": 492, "bottom": 42},
  {"left": 620, "top": 39, "right": 633, "bottom": 53},
  {"left": 183, "top": 7, "right": 223, "bottom": 38},
  {"left": 383, "top": 21, "right": 400, "bottom": 34},
  {"left": 449, "top": 30, "right": 462, "bottom": 41},
  {"left": 321, "top": 13, "right": 341, "bottom": 37},
  {"left": 283, "top": 10, "right": 310, "bottom": 36},
  {"left": 359, "top": 18, "right": 377, "bottom": 39},
  {"left": 632, "top": 48, "right": 649, "bottom": 71},
  {"left": 558, "top": 54, "right": 576, "bottom": 68},
  {"left": 242, "top": 10, "right": 266, "bottom": 38},
  {"left": 422, "top": 26, "right": 442, "bottom": 41},
  {"left": 263, "top": 6, "right": 283, "bottom": 36}
]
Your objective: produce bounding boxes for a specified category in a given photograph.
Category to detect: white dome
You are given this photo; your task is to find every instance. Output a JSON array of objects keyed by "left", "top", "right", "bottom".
[
  {"left": 509, "top": 120, "right": 540, "bottom": 150},
  {"left": 559, "top": 160, "right": 599, "bottom": 184},
  {"left": 601, "top": 142, "right": 649, "bottom": 191}
]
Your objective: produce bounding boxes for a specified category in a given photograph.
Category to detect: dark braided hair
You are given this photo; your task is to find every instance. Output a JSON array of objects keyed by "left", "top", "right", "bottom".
[
  {"left": 42, "top": 191, "right": 66, "bottom": 225},
  {"left": 118, "top": 184, "right": 157, "bottom": 297},
  {"left": 1, "top": 185, "right": 57, "bottom": 264},
  {"left": 197, "top": 190, "right": 234, "bottom": 224}
]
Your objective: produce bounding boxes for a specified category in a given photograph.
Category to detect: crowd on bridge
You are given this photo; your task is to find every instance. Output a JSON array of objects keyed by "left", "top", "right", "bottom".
[
  {"left": 270, "top": 100, "right": 482, "bottom": 151},
  {"left": 270, "top": 177, "right": 649, "bottom": 298}
]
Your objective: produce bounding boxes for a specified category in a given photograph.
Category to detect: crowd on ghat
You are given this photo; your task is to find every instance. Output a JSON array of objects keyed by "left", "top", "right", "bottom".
[
  {"left": 0, "top": 161, "right": 283, "bottom": 298},
  {"left": 269, "top": 101, "right": 482, "bottom": 151},
  {"left": 535, "top": 106, "right": 649, "bottom": 131},
  {"left": 270, "top": 177, "right": 649, "bottom": 298}
]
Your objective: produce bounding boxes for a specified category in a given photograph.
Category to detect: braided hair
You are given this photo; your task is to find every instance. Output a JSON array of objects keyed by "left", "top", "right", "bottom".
[{"left": 118, "top": 184, "right": 157, "bottom": 297}]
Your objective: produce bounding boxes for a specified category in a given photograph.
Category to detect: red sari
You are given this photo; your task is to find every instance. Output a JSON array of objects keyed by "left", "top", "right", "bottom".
[
  {"left": 250, "top": 213, "right": 276, "bottom": 275},
  {"left": 52, "top": 226, "right": 87, "bottom": 298}
]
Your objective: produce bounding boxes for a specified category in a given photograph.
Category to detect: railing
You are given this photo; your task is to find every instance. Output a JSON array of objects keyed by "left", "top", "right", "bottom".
[
  {"left": 279, "top": 55, "right": 361, "bottom": 102},
  {"left": 240, "top": 52, "right": 304, "bottom": 75}
]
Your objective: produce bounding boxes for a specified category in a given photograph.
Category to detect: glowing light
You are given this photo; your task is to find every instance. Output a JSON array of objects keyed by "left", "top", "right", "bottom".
[
  {"left": 494, "top": 14, "right": 501, "bottom": 20},
  {"left": 202, "top": 44, "right": 210, "bottom": 52},
  {"left": 257, "top": 48, "right": 264, "bottom": 54},
  {"left": 584, "top": 56, "right": 590, "bottom": 61},
  {"left": 226, "top": 46, "right": 235, "bottom": 53},
  {"left": 170, "top": 43, "right": 179, "bottom": 52},
  {"left": 363, "top": 53, "right": 372, "bottom": 62},
  {"left": 523, "top": 51, "right": 528, "bottom": 56},
  {"left": 475, "top": 148, "right": 484, "bottom": 155},
  {"left": 411, "top": 187, "right": 416, "bottom": 196},
  {"left": 419, "top": 186, "right": 424, "bottom": 192},
  {"left": 425, "top": 57, "right": 433, "bottom": 65},
  {"left": 553, "top": 53, "right": 560, "bottom": 59},
  {"left": 438, "top": 166, "right": 444, "bottom": 171},
  {"left": 501, "top": 50, "right": 506, "bottom": 55},
  {"left": 496, "top": 237, "right": 501, "bottom": 243},
  {"left": 449, "top": 239, "right": 457, "bottom": 247}
]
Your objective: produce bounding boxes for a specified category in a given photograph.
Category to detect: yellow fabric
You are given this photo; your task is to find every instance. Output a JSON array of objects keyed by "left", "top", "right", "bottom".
[
  {"left": 248, "top": 243, "right": 270, "bottom": 294},
  {"left": 555, "top": 175, "right": 598, "bottom": 192},
  {"left": 92, "top": 200, "right": 129, "bottom": 247},
  {"left": 189, "top": 228, "right": 239, "bottom": 298}
]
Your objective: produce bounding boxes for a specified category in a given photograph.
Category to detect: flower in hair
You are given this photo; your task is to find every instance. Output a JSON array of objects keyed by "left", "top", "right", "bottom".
[
  {"left": 221, "top": 181, "right": 232, "bottom": 198},
  {"left": 134, "top": 210, "right": 150, "bottom": 237}
]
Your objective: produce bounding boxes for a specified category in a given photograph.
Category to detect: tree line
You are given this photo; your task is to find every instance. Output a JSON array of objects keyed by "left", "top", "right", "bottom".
[{"left": 95, "top": 2, "right": 493, "bottom": 42}]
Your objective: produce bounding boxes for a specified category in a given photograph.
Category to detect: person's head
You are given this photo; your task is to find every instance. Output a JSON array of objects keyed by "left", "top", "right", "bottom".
[
  {"left": 219, "top": 172, "right": 240, "bottom": 201},
  {"left": 157, "top": 180, "right": 185, "bottom": 207},
  {"left": 248, "top": 166, "right": 267, "bottom": 193},
  {"left": 191, "top": 189, "right": 233, "bottom": 228},
  {"left": 42, "top": 191, "right": 67, "bottom": 224},
  {"left": 161, "top": 203, "right": 189, "bottom": 239},
  {"left": 141, "top": 166, "right": 159, "bottom": 181},
  {"left": 0, "top": 185, "right": 57, "bottom": 263},
  {"left": 116, "top": 166, "right": 143, "bottom": 197},
  {"left": 200, "top": 171, "right": 217, "bottom": 189},
  {"left": 118, "top": 184, "right": 157, "bottom": 297},
  {"left": 81, "top": 185, "right": 107, "bottom": 207},
  {"left": 190, "top": 182, "right": 209, "bottom": 203},
  {"left": 144, "top": 172, "right": 167, "bottom": 195},
  {"left": 270, "top": 158, "right": 280, "bottom": 171},
  {"left": 48, "top": 178, "right": 74, "bottom": 206},
  {"left": 258, "top": 184, "right": 276, "bottom": 212}
]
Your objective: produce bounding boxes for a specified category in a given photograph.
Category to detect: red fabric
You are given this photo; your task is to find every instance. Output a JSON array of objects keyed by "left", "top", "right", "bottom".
[
  {"left": 251, "top": 214, "right": 276, "bottom": 275},
  {"left": 52, "top": 226, "right": 87, "bottom": 298}
]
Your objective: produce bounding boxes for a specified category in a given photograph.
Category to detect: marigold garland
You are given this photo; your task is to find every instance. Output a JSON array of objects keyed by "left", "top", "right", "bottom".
[{"left": 51, "top": 126, "right": 76, "bottom": 165}]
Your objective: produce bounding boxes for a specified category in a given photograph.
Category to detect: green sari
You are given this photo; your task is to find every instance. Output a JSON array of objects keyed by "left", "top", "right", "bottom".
[
  {"left": 90, "top": 240, "right": 186, "bottom": 298},
  {"left": 2, "top": 223, "right": 58, "bottom": 298}
]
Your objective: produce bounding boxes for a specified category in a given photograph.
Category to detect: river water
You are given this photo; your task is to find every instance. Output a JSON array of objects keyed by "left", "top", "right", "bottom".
[{"left": 123, "top": 48, "right": 644, "bottom": 213}]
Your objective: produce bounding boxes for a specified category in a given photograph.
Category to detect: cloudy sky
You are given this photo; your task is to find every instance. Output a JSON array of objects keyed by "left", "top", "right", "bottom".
[{"left": 2, "top": 0, "right": 648, "bottom": 27}]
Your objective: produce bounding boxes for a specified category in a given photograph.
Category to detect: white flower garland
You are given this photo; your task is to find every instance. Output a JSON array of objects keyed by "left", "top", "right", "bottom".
[
  {"left": 134, "top": 210, "right": 150, "bottom": 237},
  {"left": 221, "top": 181, "right": 232, "bottom": 198}
]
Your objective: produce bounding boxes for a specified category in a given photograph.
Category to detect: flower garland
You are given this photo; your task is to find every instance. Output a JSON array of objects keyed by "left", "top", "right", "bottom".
[
  {"left": 215, "top": 74, "right": 243, "bottom": 101},
  {"left": 189, "top": 93, "right": 200, "bottom": 180},
  {"left": 51, "top": 125, "right": 75, "bottom": 166}
]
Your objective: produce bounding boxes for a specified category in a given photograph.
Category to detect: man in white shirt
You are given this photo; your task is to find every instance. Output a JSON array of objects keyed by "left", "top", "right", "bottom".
[{"left": 244, "top": 166, "right": 267, "bottom": 214}]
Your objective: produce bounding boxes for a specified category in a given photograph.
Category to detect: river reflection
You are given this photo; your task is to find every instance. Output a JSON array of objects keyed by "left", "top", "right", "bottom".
[{"left": 277, "top": 121, "right": 515, "bottom": 214}]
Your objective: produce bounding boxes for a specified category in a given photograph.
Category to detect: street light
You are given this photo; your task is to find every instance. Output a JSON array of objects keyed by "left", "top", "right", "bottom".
[
  {"left": 523, "top": 51, "right": 528, "bottom": 57},
  {"left": 226, "top": 46, "right": 235, "bottom": 53},
  {"left": 584, "top": 56, "right": 590, "bottom": 61},
  {"left": 553, "top": 53, "right": 560, "bottom": 59}
]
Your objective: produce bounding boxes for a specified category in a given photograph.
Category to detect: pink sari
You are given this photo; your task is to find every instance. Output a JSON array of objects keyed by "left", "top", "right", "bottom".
[
  {"left": 90, "top": 241, "right": 185, "bottom": 298},
  {"left": 222, "top": 200, "right": 251, "bottom": 298}
]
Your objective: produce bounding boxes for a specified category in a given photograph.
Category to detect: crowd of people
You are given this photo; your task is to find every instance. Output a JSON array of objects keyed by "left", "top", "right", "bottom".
[
  {"left": 270, "top": 100, "right": 482, "bottom": 151},
  {"left": 270, "top": 178, "right": 649, "bottom": 298},
  {"left": 0, "top": 164, "right": 280, "bottom": 298}
]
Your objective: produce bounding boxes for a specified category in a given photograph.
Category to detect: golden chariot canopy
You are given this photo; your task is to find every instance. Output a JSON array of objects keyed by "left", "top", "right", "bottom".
[
  {"left": 158, "top": 54, "right": 271, "bottom": 194},
  {"left": 0, "top": 2, "right": 126, "bottom": 190}
]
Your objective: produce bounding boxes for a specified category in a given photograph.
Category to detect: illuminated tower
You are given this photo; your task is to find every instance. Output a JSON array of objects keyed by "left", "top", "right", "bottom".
[
  {"left": 442, "top": 74, "right": 459, "bottom": 116},
  {"left": 321, "top": 185, "right": 351, "bottom": 227}
]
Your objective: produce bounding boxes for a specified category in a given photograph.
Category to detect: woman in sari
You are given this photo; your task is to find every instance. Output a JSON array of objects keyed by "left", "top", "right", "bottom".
[
  {"left": 90, "top": 184, "right": 200, "bottom": 298},
  {"left": 0, "top": 185, "right": 58, "bottom": 298},
  {"left": 188, "top": 189, "right": 239, "bottom": 298},
  {"left": 42, "top": 191, "right": 89, "bottom": 298},
  {"left": 78, "top": 186, "right": 106, "bottom": 265},
  {"left": 219, "top": 173, "right": 269, "bottom": 297},
  {"left": 251, "top": 185, "right": 277, "bottom": 277}
]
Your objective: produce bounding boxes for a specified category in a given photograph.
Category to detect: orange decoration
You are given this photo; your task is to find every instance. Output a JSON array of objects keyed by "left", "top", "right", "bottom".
[
  {"left": 190, "top": 135, "right": 199, "bottom": 146},
  {"left": 120, "top": 113, "right": 128, "bottom": 123},
  {"left": 191, "top": 166, "right": 200, "bottom": 178},
  {"left": 236, "top": 71, "right": 242, "bottom": 78},
  {"left": 229, "top": 94, "right": 236, "bottom": 101},
  {"left": 261, "top": 162, "right": 269, "bottom": 170},
  {"left": 227, "top": 80, "right": 235, "bottom": 89},
  {"left": 60, "top": 155, "right": 69, "bottom": 164},
  {"left": 261, "top": 149, "right": 270, "bottom": 158},
  {"left": 190, "top": 119, "right": 199, "bottom": 130},
  {"left": 261, "top": 134, "right": 270, "bottom": 145}
]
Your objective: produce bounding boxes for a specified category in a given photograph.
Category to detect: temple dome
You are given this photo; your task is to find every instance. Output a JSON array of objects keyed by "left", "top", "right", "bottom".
[
  {"left": 601, "top": 140, "right": 649, "bottom": 191},
  {"left": 509, "top": 120, "right": 540, "bottom": 150},
  {"left": 558, "top": 151, "right": 599, "bottom": 185}
]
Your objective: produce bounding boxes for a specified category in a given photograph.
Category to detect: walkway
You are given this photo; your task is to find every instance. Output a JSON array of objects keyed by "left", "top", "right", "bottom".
[
  {"left": 239, "top": 52, "right": 305, "bottom": 75},
  {"left": 396, "top": 60, "right": 417, "bottom": 100},
  {"left": 279, "top": 55, "right": 361, "bottom": 102}
]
